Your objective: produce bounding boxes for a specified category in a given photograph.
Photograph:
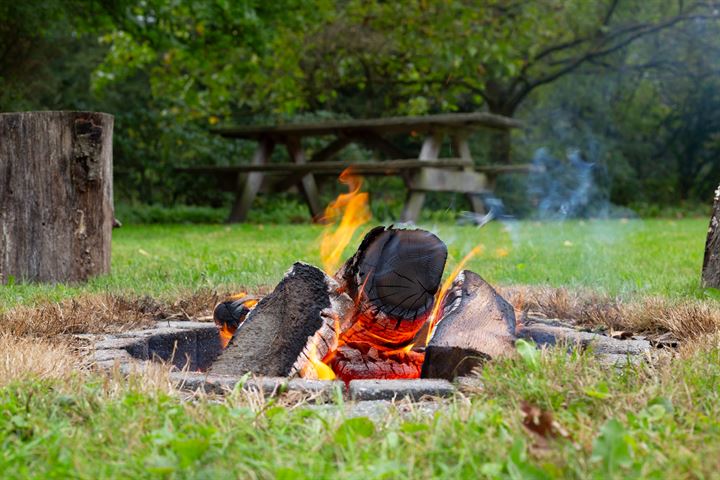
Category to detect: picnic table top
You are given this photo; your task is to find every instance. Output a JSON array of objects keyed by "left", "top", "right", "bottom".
[{"left": 210, "top": 112, "right": 521, "bottom": 140}]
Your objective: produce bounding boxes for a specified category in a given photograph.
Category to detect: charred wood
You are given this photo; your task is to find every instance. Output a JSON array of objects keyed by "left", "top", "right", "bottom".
[
  {"left": 421, "top": 270, "right": 516, "bottom": 380},
  {"left": 210, "top": 263, "right": 353, "bottom": 377}
]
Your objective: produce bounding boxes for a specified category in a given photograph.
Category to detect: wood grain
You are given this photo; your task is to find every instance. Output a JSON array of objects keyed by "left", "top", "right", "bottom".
[{"left": 0, "top": 111, "right": 113, "bottom": 283}]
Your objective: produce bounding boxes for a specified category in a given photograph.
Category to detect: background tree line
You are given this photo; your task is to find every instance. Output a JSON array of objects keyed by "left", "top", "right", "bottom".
[{"left": 2, "top": 0, "right": 720, "bottom": 220}]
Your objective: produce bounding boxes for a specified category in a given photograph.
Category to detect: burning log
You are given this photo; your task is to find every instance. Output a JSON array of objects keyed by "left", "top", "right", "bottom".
[
  {"left": 330, "top": 226, "right": 448, "bottom": 381},
  {"left": 210, "top": 226, "right": 456, "bottom": 382},
  {"left": 338, "top": 226, "right": 448, "bottom": 323},
  {"left": 421, "top": 270, "right": 516, "bottom": 380},
  {"left": 213, "top": 295, "right": 259, "bottom": 348},
  {"left": 210, "top": 262, "right": 353, "bottom": 377}
]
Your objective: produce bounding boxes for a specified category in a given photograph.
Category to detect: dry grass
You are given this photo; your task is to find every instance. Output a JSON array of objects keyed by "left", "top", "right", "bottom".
[
  {"left": 0, "top": 289, "right": 232, "bottom": 340},
  {"left": 0, "top": 334, "right": 80, "bottom": 387},
  {"left": 501, "top": 285, "right": 720, "bottom": 341}
]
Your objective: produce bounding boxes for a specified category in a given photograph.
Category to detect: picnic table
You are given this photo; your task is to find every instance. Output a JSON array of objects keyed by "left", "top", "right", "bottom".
[{"left": 179, "top": 112, "right": 523, "bottom": 223}]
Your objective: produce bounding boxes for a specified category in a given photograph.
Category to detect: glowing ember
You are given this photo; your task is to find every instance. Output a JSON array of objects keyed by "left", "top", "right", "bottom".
[
  {"left": 425, "top": 245, "right": 485, "bottom": 345},
  {"left": 320, "top": 168, "right": 371, "bottom": 275}
]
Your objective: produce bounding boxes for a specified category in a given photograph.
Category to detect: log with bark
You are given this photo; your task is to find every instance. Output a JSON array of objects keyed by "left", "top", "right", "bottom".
[
  {"left": 210, "top": 262, "right": 354, "bottom": 377},
  {"left": 210, "top": 227, "right": 449, "bottom": 381},
  {"left": 703, "top": 184, "right": 720, "bottom": 288},
  {"left": 0, "top": 111, "right": 114, "bottom": 283},
  {"left": 421, "top": 270, "right": 517, "bottom": 380}
]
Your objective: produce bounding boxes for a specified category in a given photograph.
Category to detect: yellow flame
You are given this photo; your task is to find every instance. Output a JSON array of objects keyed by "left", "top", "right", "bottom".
[
  {"left": 320, "top": 168, "right": 371, "bottom": 275},
  {"left": 305, "top": 342, "right": 336, "bottom": 380},
  {"left": 425, "top": 245, "right": 485, "bottom": 345}
]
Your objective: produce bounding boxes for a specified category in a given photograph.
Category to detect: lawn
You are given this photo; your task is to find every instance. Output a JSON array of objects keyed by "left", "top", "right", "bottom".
[
  {"left": 0, "top": 218, "right": 709, "bottom": 309},
  {"left": 1, "top": 218, "right": 719, "bottom": 479}
]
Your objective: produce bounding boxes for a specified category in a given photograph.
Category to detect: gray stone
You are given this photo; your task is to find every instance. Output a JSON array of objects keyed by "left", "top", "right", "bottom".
[
  {"left": 166, "top": 321, "right": 217, "bottom": 331},
  {"left": 349, "top": 379, "right": 455, "bottom": 401},
  {"left": 287, "top": 378, "right": 344, "bottom": 401},
  {"left": 519, "top": 320, "right": 651, "bottom": 356},
  {"left": 95, "top": 335, "right": 149, "bottom": 360},
  {"left": 596, "top": 353, "right": 645, "bottom": 367},
  {"left": 455, "top": 376, "right": 484, "bottom": 394},
  {"left": 94, "top": 348, "right": 132, "bottom": 363},
  {"left": 169, "top": 372, "right": 238, "bottom": 394}
]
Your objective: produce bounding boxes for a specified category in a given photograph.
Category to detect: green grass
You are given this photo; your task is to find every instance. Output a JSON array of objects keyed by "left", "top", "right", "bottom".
[
  {"left": 1, "top": 342, "right": 718, "bottom": 479},
  {"left": 0, "top": 218, "right": 708, "bottom": 309},
  {"left": 2, "top": 219, "right": 718, "bottom": 478}
]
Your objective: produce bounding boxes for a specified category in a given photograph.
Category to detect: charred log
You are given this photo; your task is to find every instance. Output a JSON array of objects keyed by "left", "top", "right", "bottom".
[
  {"left": 328, "top": 226, "right": 447, "bottom": 381},
  {"left": 210, "top": 263, "right": 353, "bottom": 377},
  {"left": 213, "top": 295, "right": 259, "bottom": 348},
  {"left": 421, "top": 270, "right": 516, "bottom": 380},
  {"left": 338, "top": 226, "right": 448, "bottom": 322}
]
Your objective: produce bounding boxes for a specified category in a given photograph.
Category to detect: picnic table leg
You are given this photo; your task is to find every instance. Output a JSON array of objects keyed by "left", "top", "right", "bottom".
[
  {"left": 228, "top": 138, "right": 274, "bottom": 223},
  {"left": 286, "top": 138, "right": 323, "bottom": 222},
  {"left": 451, "top": 134, "right": 487, "bottom": 216},
  {"left": 401, "top": 132, "right": 443, "bottom": 223}
]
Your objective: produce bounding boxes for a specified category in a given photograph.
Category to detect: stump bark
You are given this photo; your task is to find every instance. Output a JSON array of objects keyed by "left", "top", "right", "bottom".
[
  {"left": 0, "top": 111, "right": 114, "bottom": 283},
  {"left": 703, "top": 184, "right": 720, "bottom": 288}
]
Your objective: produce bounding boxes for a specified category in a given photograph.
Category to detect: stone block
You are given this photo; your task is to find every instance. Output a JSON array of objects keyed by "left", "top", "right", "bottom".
[{"left": 349, "top": 379, "right": 455, "bottom": 401}]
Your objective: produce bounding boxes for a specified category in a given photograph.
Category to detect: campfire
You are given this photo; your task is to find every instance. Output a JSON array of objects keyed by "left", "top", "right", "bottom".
[{"left": 209, "top": 170, "right": 517, "bottom": 382}]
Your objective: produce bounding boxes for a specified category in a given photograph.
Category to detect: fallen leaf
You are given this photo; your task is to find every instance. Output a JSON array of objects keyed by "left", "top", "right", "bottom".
[{"left": 520, "top": 401, "right": 571, "bottom": 441}]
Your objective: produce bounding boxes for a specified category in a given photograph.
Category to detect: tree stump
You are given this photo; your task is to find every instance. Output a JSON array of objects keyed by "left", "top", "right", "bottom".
[
  {"left": 0, "top": 111, "right": 114, "bottom": 284},
  {"left": 703, "top": 185, "right": 720, "bottom": 288}
]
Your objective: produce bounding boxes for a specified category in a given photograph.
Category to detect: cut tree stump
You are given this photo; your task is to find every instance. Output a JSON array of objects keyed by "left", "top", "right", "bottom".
[
  {"left": 703, "top": 184, "right": 720, "bottom": 288},
  {"left": 421, "top": 270, "right": 516, "bottom": 380},
  {"left": 0, "top": 111, "right": 114, "bottom": 284}
]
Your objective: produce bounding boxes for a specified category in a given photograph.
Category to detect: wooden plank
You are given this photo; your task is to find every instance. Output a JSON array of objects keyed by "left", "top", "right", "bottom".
[
  {"left": 285, "top": 138, "right": 323, "bottom": 221},
  {"left": 227, "top": 139, "right": 274, "bottom": 223},
  {"left": 211, "top": 112, "right": 522, "bottom": 140},
  {"left": 452, "top": 134, "right": 486, "bottom": 215},
  {"left": 178, "top": 159, "right": 470, "bottom": 175},
  {"left": 409, "top": 168, "right": 488, "bottom": 194},
  {"left": 401, "top": 132, "right": 444, "bottom": 223}
]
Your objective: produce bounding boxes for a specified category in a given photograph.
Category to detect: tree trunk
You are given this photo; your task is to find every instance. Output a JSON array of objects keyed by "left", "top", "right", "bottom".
[
  {"left": 702, "top": 184, "right": 720, "bottom": 288},
  {"left": 0, "top": 111, "right": 114, "bottom": 284},
  {"left": 486, "top": 102, "right": 516, "bottom": 165}
]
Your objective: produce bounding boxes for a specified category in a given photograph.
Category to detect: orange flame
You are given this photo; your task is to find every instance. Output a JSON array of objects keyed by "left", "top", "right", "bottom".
[
  {"left": 424, "top": 245, "right": 485, "bottom": 345},
  {"left": 217, "top": 296, "right": 259, "bottom": 349},
  {"left": 320, "top": 168, "right": 371, "bottom": 275}
]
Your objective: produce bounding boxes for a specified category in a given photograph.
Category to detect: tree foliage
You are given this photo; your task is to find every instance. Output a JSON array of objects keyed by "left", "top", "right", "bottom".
[{"left": 1, "top": 0, "right": 720, "bottom": 212}]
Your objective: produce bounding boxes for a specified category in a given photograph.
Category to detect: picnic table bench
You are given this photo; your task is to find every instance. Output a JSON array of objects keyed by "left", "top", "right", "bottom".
[{"left": 179, "top": 112, "right": 525, "bottom": 223}]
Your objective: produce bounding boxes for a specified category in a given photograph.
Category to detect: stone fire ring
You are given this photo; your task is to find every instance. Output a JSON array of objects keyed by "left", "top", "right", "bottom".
[{"left": 83, "top": 318, "right": 653, "bottom": 403}]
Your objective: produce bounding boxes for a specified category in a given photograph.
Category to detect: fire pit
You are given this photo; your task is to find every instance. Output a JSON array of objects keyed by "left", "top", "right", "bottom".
[
  {"left": 88, "top": 224, "right": 653, "bottom": 401},
  {"left": 209, "top": 225, "right": 517, "bottom": 383}
]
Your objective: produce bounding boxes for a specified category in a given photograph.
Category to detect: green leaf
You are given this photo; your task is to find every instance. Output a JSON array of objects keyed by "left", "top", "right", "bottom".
[
  {"left": 591, "top": 419, "right": 634, "bottom": 476},
  {"left": 335, "top": 417, "right": 375, "bottom": 447},
  {"left": 144, "top": 454, "right": 177, "bottom": 474},
  {"left": 648, "top": 396, "right": 674, "bottom": 414},
  {"left": 400, "top": 422, "right": 430, "bottom": 434},
  {"left": 584, "top": 382, "right": 612, "bottom": 400},
  {"left": 515, "top": 339, "right": 540, "bottom": 368},
  {"left": 171, "top": 437, "right": 209, "bottom": 468}
]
